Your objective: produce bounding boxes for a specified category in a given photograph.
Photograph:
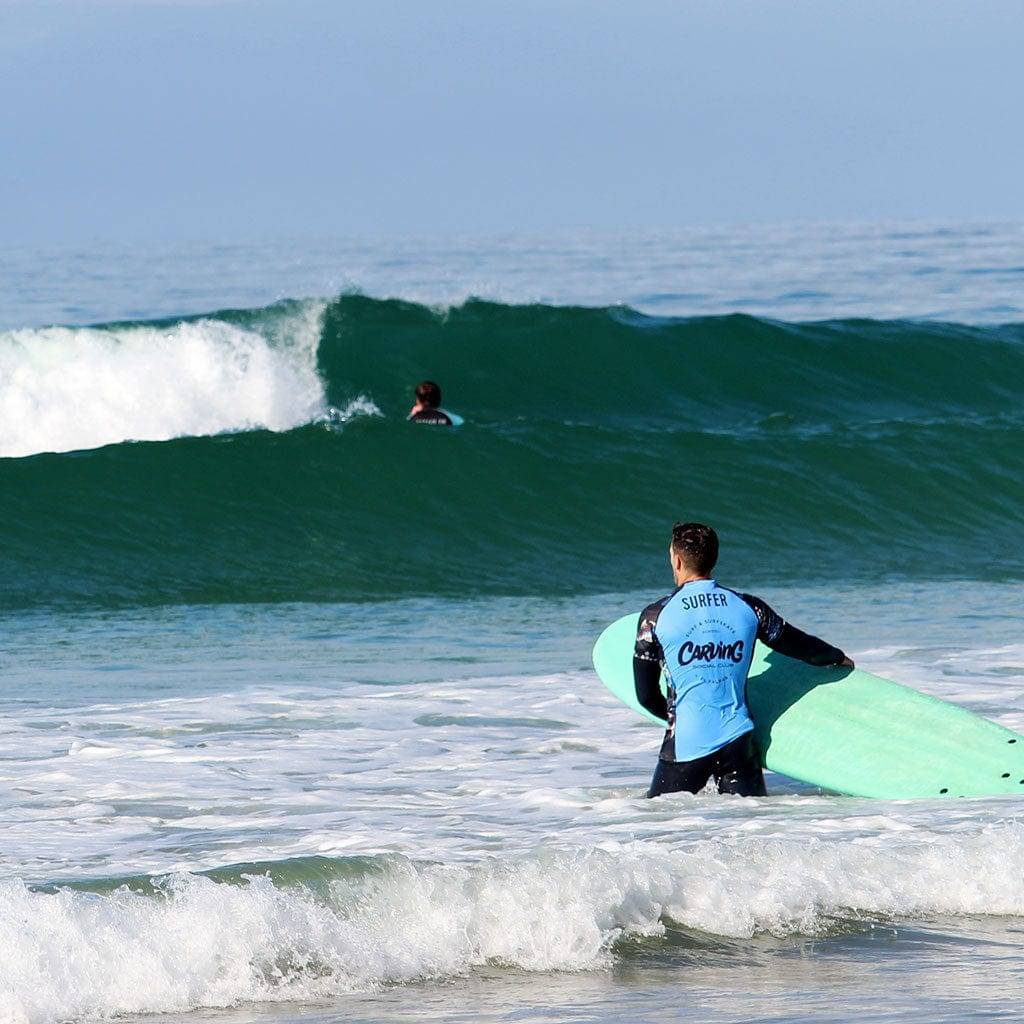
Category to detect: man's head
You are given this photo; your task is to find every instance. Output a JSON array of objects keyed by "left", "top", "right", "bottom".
[
  {"left": 669, "top": 521, "right": 719, "bottom": 583},
  {"left": 414, "top": 380, "right": 442, "bottom": 410}
]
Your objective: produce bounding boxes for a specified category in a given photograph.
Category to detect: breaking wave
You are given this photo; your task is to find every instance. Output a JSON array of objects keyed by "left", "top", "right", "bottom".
[
  {"left": 2, "top": 296, "right": 1023, "bottom": 607},
  {"left": 5, "top": 829, "right": 1024, "bottom": 1022}
]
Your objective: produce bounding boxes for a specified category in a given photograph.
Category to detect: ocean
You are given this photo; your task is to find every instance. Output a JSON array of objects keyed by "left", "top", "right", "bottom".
[{"left": 1, "top": 220, "right": 1023, "bottom": 1023}]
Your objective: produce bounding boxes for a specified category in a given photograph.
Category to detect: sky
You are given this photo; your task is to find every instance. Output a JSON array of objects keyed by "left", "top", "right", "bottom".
[{"left": 1, "top": 0, "right": 1022, "bottom": 244}]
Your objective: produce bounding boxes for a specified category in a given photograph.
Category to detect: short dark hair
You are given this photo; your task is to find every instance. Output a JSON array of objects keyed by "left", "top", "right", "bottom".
[
  {"left": 415, "top": 380, "right": 442, "bottom": 408},
  {"left": 670, "top": 522, "right": 719, "bottom": 575}
]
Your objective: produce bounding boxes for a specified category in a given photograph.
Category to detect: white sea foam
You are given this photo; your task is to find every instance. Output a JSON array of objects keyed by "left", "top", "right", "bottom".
[
  {"left": 0, "top": 302, "right": 332, "bottom": 458},
  {"left": 3, "top": 829, "right": 1024, "bottom": 1023}
]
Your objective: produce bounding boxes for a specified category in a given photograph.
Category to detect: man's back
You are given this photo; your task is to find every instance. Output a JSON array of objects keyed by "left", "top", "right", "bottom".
[
  {"left": 409, "top": 407, "right": 453, "bottom": 426},
  {"left": 637, "top": 580, "right": 759, "bottom": 761}
]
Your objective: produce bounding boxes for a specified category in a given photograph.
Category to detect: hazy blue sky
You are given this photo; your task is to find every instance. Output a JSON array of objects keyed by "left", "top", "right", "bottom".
[{"left": 1, "top": 0, "right": 1021, "bottom": 244}]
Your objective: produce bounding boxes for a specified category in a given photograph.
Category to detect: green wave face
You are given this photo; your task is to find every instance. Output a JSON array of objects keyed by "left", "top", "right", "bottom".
[{"left": 3, "top": 296, "right": 1024, "bottom": 609}]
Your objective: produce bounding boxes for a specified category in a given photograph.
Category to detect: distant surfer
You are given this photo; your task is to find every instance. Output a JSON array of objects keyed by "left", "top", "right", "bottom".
[
  {"left": 407, "top": 381, "right": 453, "bottom": 426},
  {"left": 634, "top": 522, "right": 853, "bottom": 798}
]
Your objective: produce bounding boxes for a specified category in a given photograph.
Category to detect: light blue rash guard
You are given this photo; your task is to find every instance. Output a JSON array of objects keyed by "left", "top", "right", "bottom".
[
  {"left": 637, "top": 579, "right": 760, "bottom": 760},
  {"left": 633, "top": 578, "right": 846, "bottom": 763}
]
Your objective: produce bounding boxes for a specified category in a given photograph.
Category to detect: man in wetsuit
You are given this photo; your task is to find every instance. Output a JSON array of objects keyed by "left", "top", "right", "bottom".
[
  {"left": 407, "top": 381, "right": 453, "bottom": 426},
  {"left": 634, "top": 522, "right": 853, "bottom": 798}
]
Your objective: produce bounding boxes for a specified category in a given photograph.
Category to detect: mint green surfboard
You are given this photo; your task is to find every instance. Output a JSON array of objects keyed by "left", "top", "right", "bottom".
[{"left": 593, "top": 613, "right": 1024, "bottom": 799}]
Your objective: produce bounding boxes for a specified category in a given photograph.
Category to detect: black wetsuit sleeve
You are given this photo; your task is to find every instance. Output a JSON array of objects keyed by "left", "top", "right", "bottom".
[
  {"left": 633, "top": 601, "right": 669, "bottom": 721},
  {"left": 741, "top": 593, "right": 847, "bottom": 667}
]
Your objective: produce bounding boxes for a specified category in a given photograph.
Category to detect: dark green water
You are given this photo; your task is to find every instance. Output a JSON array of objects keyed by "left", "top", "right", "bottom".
[{"left": 3, "top": 296, "right": 1024, "bottom": 609}]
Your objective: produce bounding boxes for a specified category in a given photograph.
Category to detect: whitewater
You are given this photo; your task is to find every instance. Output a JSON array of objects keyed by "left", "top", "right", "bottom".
[
  {"left": 2, "top": 223, "right": 1024, "bottom": 1024},
  {"left": 0, "top": 303, "right": 330, "bottom": 459}
]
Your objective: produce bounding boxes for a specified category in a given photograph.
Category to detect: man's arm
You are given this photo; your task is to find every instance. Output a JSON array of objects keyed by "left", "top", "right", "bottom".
[
  {"left": 633, "top": 602, "right": 669, "bottom": 721},
  {"left": 741, "top": 593, "right": 853, "bottom": 668}
]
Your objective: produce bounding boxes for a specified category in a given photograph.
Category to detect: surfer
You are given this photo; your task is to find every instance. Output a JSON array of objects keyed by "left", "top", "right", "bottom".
[
  {"left": 634, "top": 522, "right": 853, "bottom": 798},
  {"left": 407, "top": 381, "right": 453, "bottom": 426}
]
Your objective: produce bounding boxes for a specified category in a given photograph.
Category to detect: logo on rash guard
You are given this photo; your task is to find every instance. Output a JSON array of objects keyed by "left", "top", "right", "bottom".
[{"left": 678, "top": 639, "right": 745, "bottom": 666}]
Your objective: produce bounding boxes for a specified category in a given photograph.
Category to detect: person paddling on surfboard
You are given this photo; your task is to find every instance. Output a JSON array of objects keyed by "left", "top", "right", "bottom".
[
  {"left": 635, "top": 522, "right": 854, "bottom": 798},
  {"left": 407, "top": 380, "right": 453, "bottom": 426}
]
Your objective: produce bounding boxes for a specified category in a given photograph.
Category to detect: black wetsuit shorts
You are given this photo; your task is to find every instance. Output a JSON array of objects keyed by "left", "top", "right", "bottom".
[{"left": 647, "top": 730, "right": 766, "bottom": 798}]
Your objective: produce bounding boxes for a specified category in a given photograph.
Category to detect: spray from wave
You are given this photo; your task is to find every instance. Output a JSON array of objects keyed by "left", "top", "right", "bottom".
[{"left": 4, "top": 829, "right": 1024, "bottom": 1023}]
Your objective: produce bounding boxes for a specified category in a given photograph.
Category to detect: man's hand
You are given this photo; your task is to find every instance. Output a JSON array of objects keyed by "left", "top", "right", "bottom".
[{"left": 839, "top": 655, "right": 855, "bottom": 669}]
